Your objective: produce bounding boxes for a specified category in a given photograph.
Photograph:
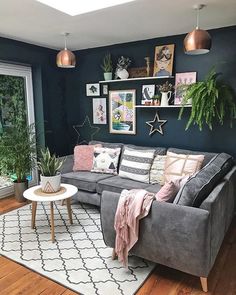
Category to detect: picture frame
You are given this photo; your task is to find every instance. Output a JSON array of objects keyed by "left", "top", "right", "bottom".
[
  {"left": 93, "top": 98, "right": 107, "bottom": 124},
  {"left": 153, "top": 44, "right": 175, "bottom": 77},
  {"left": 109, "top": 90, "right": 136, "bottom": 135},
  {"left": 141, "top": 85, "right": 155, "bottom": 104},
  {"left": 102, "top": 84, "right": 108, "bottom": 95},
  {"left": 174, "top": 72, "right": 197, "bottom": 105},
  {"left": 86, "top": 83, "right": 100, "bottom": 96}
]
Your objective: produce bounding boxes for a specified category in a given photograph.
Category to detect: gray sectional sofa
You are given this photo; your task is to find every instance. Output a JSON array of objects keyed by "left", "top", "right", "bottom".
[{"left": 60, "top": 141, "right": 236, "bottom": 292}]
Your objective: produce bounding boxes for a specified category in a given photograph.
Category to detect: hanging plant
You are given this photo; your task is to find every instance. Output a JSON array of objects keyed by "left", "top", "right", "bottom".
[{"left": 178, "top": 69, "right": 236, "bottom": 130}]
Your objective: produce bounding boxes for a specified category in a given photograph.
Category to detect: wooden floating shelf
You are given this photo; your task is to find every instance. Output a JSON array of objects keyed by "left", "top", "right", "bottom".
[
  {"left": 135, "top": 105, "right": 192, "bottom": 108},
  {"left": 99, "top": 76, "right": 174, "bottom": 83}
]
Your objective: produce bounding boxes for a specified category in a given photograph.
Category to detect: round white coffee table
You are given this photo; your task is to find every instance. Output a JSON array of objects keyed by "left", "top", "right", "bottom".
[{"left": 23, "top": 183, "right": 78, "bottom": 243}]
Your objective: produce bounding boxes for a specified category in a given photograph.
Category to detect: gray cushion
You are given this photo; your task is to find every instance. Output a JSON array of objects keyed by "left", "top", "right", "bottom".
[
  {"left": 61, "top": 171, "right": 113, "bottom": 192},
  {"left": 174, "top": 153, "right": 234, "bottom": 207},
  {"left": 168, "top": 147, "right": 217, "bottom": 167},
  {"left": 89, "top": 140, "right": 123, "bottom": 149},
  {"left": 96, "top": 175, "right": 150, "bottom": 194}
]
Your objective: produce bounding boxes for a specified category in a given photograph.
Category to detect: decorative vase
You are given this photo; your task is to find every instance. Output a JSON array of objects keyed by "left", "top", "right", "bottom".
[
  {"left": 40, "top": 174, "right": 61, "bottom": 193},
  {"left": 160, "top": 91, "right": 172, "bottom": 106},
  {"left": 117, "top": 68, "right": 129, "bottom": 79},
  {"left": 104, "top": 72, "right": 112, "bottom": 81},
  {"left": 14, "top": 181, "right": 28, "bottom": 202}
]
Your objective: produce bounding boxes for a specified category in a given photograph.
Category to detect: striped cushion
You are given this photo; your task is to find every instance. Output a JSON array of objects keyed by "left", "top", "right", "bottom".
[{"left": 119, "top": 147, "right": 155, "bottom": 183}]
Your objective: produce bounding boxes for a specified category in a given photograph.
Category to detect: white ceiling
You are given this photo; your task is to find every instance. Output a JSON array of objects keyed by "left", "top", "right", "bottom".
[{"left": 0, "top": 0, "right": 235, "bottom": 51}]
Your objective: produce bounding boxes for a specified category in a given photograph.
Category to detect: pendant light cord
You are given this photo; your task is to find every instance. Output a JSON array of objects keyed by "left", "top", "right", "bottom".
[
  {"left": 196, "top": 8, "right": 200, "bottom": 29},
  {"left": 64, "top": 34, "right": 67, "bottom": 50}
]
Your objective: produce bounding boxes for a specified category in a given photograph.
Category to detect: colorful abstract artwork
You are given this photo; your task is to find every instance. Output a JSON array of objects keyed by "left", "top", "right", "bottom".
[
  {"left": 109, "top": 90, "right": 136, "bottom": 135},
  {"left": 174, "top": 72, "right": 197, "bottom": 105}
]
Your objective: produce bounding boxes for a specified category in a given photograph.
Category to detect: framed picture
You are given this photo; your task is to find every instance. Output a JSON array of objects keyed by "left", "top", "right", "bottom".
[
  {"left": 174, "top": 72, "right": 197, "bottom": 105},
  {"left": 102, "top": 84, "right": 108, "bottom": 95},
  {"left": 86, "top": 83, "right": 100, "bottom": 96},
  {"left": 153, "top": 44, "right": 175, "bottom": 77},
  {"left": 109, "top": 90, "right": 136, "bottom": 135},
  {"left": 141, "top": 85, "right": 155, "bottom": 104},
  {"left": 93, "top": 98, "right": 107, "bottom": 124}
]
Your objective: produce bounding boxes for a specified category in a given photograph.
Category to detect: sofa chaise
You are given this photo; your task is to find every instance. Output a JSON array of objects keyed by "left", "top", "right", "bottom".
[{"left": 60, "top": 141, "right": 236, "bottom": 292}]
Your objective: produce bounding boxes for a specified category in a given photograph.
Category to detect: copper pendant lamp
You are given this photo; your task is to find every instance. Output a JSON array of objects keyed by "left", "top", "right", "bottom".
[
  {"left": 56, "top": 33, "right": 76, "bottom": 68},
  {"left": 184, "top": 4, "right": 212, "bottom": 55}
]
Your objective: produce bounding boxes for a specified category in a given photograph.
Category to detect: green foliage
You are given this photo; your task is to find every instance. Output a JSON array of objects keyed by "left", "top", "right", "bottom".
[
  {"left": 178, "top": 69, "right": 236, "bottom": 130},
  {"left": 37, "top": 148, "right": 64, "bottom": 177},
  {"left": 101, "top": 53, "right": 113, "bottom": 72},
  {"left": 0, "top": 75, "right": 36, "bottom": 182}
]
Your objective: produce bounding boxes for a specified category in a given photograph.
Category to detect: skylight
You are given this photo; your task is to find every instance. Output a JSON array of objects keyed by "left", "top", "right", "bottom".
[{"left": 36, "top": 0, "right": 136, "bottom": 16}]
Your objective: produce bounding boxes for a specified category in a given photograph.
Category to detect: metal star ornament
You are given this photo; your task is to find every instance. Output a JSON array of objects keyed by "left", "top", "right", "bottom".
[
  {"left": 73, "top": 116, "right": 100, "bottom": 144},
  {"left": 146, "top": 112, "right": 167, "bottom": 136}
]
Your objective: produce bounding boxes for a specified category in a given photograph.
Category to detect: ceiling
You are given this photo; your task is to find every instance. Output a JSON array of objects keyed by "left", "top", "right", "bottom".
[{"left": 0, "top": 0, "right": 235, "bottom": 51}]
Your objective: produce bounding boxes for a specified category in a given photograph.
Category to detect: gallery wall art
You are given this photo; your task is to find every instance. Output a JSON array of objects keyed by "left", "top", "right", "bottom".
[
  {"left": 153, "top": 44, "right": 175, "bottom": 77},
  {"left": 174, "top": 72, "right": 197, "bottom": 105},
  {"left": 93, "top": 98, "right": 107, "bottom": 124},
  {"left": 86, "top": 83, "right": 100, "bottom": 96},
  {"left": 109, "top": 90, "right": 136, "bottom": 135}
]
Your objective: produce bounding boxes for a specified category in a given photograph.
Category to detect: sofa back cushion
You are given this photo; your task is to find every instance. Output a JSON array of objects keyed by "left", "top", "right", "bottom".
[
  {"left": 119, "top": 147, "right": 155, "bottom": 183},
  {"left": 89, "top": 140, "right": 123, "bottom": 149},
  {"left": 174, "top": 153, "right": 234, "bottom": 207},
  {"left": 91, "top": 147, "right": 121, "bottom": 175},
  {"left": 164, "top": 151, "right": 204, "bottom": 183},
  {"left": 168, "top": 147, "right": 216, "bottom": 167}
]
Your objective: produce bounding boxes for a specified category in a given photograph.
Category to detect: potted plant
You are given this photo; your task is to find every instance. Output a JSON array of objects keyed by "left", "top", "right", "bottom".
[
  {"left": 0, "top": 91, "right": 36, "bottom": 202},
  {"left": 157, "top": 81, "right": 173, "bottom": 106},
  {"left": 152, "top": 94, "right": 161, "bottom": 106},
  {"left": 101, "top": 53, "right": 113, "bottom": 80},
  {"left": 178, "top": 69, "right": 236, "bottom": 130},
  {"left": 115, "top": 56, "right": 131, "bottom": 79},
  {"left": 37, "top": 148, "right": 64, "bottom": 193}
]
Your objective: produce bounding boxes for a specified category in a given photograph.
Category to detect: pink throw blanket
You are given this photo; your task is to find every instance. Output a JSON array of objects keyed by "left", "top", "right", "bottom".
[{"left": 114, "top": 189, "right": 154, "bottom": 267}]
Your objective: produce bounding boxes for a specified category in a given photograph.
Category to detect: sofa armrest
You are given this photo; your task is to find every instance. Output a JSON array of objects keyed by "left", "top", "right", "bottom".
[
  {"left": 101, "top": 190, "right": 211, "bottom": 277},
  {"left": 59, "top": 154, "right": 74, "bottom": 174}
]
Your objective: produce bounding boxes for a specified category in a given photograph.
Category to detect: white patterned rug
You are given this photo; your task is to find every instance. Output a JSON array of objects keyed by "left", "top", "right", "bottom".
[{"left": 0, "top": 202, "right": 155, "bottom": 295}]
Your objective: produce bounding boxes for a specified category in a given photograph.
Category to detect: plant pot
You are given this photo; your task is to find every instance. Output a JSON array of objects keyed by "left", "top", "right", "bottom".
[
  {"left": 117, "top": 69, "right": 129, "bottom": 79},
  {"left": 14, "top": 181, "right": 28, "bottom": 203},
  {"left": 160, "top": 91, "right": 172, "bottom": 106},
  {"left": 40, "top": 174, "right": 61, "bottom": 193},
  {"left": 104, "top": 72, "right": 112, "bottom": 80}
]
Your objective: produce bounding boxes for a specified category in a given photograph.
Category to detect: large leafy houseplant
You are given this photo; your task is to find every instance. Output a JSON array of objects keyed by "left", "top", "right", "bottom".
[
  {"left": 0, "top": 77, "right": 36, "bottom": 201},
  {"left": 178, "top": 69, "right": 236, "bottom": 130}
]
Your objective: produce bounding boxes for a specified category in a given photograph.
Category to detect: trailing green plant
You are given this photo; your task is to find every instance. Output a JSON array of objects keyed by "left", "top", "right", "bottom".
[
  {"left": 178, "top": 69, "right": 236, "bottom": 130},
  {"left": 37, "top": 148, "right": 64, "bottom": 177},
  {"left": 101, "top": 53, "right": 113, "bottom": 72}
]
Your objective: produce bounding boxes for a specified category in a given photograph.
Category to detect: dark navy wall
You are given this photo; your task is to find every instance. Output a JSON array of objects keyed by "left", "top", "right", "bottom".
[
  {"left": 64, "top": 26, "right": 236, "bottom": 158},
  {"left": 0, "top": 37, "right": 70, "bottom": 155}
]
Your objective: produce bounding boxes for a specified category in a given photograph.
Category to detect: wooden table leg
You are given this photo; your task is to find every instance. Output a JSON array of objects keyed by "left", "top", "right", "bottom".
[
  {"left": 50, "top": 201, "right": 55, "bottom": 243},
  {"left": 66, "top": 198, "right": 73, "bottom": 225},
  {"left": 31, "top": 201, "right": 37, "bottom": 229}
]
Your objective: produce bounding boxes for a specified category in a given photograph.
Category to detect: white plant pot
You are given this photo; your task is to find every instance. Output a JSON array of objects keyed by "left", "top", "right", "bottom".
[
  {"left": 117, "top": 69, "right": 129, "bottom": 79},
  {"left": 40, "top": 174, "right": 61, "bottom": 193},
  {"left": 104, "top": 72, "right": 112, "bottom": 80}
]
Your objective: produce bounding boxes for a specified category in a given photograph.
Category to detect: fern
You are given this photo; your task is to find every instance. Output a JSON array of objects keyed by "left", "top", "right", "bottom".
[{"left": 178, "top": 69, "right": 236, "bottom": 130}]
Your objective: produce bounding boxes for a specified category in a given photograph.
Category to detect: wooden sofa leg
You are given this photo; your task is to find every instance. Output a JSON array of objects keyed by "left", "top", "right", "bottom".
[
  {"left": 200, "top": 277, "right": 208, "bottom": 292},
  {"left": 112, "top": 248, "right": 117, "bottom": 260}
]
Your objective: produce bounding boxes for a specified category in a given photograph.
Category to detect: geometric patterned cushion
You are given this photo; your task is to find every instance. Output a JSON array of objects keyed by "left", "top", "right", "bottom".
[
  {"left": 91, "top": 147, "right": 121, "bottom": 175},
  {"left": 150, "top": 155, "right": 166, "bottom": 185},
  {"left": 164, "top": 151, "right": 204, "bottom": 183}
]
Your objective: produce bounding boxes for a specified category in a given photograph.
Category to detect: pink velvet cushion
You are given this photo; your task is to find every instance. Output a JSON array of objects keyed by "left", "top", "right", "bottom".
[
  {"left": 155, "top": 175, "right": 190, "bottom": 202},
  {"left": 73, "top": 145, "right": 101, "bottom": 171}
]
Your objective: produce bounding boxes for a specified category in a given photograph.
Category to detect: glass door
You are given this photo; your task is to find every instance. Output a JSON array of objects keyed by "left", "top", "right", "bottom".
[{"left": 0, "top": 63, "right": 37, "bottom": 198}]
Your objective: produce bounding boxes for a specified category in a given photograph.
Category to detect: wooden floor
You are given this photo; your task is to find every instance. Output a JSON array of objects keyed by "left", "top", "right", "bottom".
[{"left": 0, "top": 196, "right": 235, "bottom": 295}]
